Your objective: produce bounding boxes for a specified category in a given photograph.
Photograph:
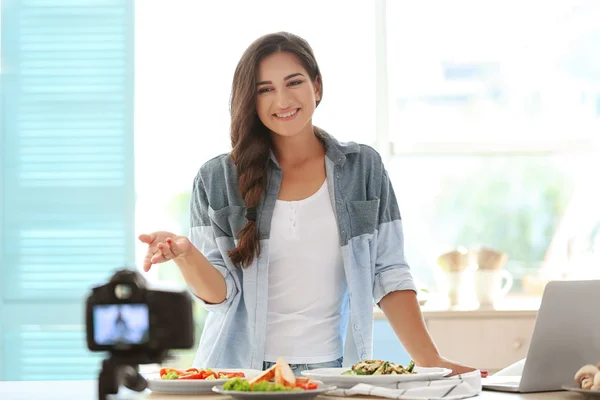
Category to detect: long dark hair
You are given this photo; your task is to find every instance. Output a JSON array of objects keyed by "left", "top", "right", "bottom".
[{"left": 228, "top": 32, "right": 323, "bottom": 268}]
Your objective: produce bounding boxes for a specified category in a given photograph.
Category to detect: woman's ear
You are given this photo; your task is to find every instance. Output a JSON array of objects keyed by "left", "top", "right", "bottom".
[{"left": 314, "top": 75, "right": 322, "bottom": 102}]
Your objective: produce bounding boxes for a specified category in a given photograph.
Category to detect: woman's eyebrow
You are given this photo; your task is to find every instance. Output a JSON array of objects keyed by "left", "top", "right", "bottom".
[{"left": 256, "top": 72, "right": 305, "bottom": 86}]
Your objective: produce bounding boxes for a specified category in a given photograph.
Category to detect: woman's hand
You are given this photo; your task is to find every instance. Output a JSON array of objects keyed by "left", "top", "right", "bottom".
[
  {"left": 425, "top": 356, "right": 486, "bottom": 377},
  {"left": 138, "top": 232, "right": 227, "bottom": 304},
  {"left": 438, "top": 357, "right": 476, "bottom": 376},
  {"left": 138, "top": 231, "right": 191, "bottom": 271}
]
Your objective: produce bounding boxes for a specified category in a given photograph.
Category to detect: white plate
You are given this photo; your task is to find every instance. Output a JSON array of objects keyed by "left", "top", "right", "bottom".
[
  {"left": 212, "top": 381, "right": 336, "bottom": 400},
  {"left": 562, "top": 385, "right": 600, "bottom": 398},
  {"left": 145, "top": 369, "right": 262, "bottom": 394},
  {"left": 301, "top": 366, "right": 452, "bottom": 388}
]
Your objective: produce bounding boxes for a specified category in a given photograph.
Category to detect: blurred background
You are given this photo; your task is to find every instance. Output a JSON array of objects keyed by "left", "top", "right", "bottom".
[{"left": 1, "top": 0, "right": 599, "bottom": 381}]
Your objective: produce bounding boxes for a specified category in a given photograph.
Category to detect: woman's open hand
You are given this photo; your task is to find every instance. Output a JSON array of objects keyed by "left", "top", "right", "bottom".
[{"left": 138, "top": 231, "right": 191, "bottom": 271}]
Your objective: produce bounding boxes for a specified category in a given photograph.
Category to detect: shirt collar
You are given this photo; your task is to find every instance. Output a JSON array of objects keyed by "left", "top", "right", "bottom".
[{"left": 268, "top": 127, "right": 359, "bottom": 168}]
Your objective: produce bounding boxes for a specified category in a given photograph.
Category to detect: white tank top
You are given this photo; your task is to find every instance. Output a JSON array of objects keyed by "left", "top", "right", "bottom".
[{"left": 264, "top": 180, "right": 346, "bottom": 363}]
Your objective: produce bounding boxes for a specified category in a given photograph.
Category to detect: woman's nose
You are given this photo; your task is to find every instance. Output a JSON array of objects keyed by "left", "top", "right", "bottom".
[{"left": 276, "top": 89, "right": 292, "bottom": 109}]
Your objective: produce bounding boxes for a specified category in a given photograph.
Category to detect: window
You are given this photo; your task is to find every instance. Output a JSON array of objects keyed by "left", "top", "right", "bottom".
[
  {"left": 385, "top": 0, "right": 600, "bottom": 300},
  {"left": 0, "top": 0, "right": 134, "bottom": 380}
]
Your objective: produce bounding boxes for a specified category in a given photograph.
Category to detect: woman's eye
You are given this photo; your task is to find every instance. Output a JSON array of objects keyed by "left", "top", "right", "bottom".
[
  {"left": 258, "top": 87, "right": 272, "bottom": 94},
  {"left": 288, "top": 80, "right": 303, "bottom": 86}
]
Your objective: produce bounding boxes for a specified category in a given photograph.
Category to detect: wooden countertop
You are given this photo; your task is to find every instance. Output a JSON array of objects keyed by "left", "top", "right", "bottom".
[{"left": 0, "top": 380, "right": 584, "bottom": 400}]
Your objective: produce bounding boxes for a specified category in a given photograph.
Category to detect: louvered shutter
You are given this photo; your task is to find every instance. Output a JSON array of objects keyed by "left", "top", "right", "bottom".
[{"left": 0, "top": 0, "right": 134, "bottom": 380}]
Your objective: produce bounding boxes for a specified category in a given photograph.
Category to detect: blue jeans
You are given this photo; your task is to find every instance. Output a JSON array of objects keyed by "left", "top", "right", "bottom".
[{"left": 262, "top": 357, "right": 343, "bottom": 377}]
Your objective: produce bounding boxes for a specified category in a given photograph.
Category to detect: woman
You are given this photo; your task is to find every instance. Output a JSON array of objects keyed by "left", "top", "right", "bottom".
[{"left": 139, "top": 32, "right": 476, "bottom": 376}]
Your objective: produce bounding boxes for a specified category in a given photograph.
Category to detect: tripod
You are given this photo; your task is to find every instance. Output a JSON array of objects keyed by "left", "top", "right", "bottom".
[{"left": 97, "top": 350, "right": 169, "bottom": 400}]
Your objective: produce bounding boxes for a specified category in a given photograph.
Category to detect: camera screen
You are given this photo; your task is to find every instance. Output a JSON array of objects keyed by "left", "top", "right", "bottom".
[{"left": 93, "top": 304, "right": 150, "bottom": 346}]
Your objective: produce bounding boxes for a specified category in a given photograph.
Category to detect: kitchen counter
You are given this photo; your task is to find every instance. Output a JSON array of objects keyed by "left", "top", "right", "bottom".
[{"left": 0, "top": 380, "right": 584, "bottom": 400}]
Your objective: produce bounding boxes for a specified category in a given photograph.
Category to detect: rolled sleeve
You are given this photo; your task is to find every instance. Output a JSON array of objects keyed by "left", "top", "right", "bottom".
[
  {"left": 188, "top": 175, "right": 239, "bottom": 313},
  {"left": 372, "top": 168, "right": 417, "bottom": 305}
]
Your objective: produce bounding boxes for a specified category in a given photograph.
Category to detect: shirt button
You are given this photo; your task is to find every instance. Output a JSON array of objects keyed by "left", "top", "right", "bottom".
[{"left": 353, "top": 324, "right": 359, "bottom": 331}]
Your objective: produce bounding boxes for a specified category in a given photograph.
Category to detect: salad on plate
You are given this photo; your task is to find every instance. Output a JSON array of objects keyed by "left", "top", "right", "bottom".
[
  {"left": 214, "top": 358, "right": 334, "bottom": 395},
  {"left": 160, "top": 367, "right": 245, "bottom": 380},
  {"left": 223, "top": 358, "right": 318, "bottom": 391}
]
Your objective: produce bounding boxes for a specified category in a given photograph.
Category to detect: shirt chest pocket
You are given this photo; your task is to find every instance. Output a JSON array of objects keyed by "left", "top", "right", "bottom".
[
  {"left": 207, "top": 205, "right": 247, "bottom": 238},
  {"left": 345, "top": 199, "right": 380, "bottom": 240}
]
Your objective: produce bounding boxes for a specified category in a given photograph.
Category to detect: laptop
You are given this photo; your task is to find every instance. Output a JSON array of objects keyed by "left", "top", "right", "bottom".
[{"left": 482, "top": 279, "right": 600, "bottom": 393}]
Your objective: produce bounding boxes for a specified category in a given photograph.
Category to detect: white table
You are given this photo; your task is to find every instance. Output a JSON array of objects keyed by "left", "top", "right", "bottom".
[{"left": 0, "top": 380, "right": 583, "bottom": 400}]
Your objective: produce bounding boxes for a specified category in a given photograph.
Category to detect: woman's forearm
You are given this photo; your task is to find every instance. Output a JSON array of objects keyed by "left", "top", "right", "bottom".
[
  {"left": 379, "top": 290, "right": 441, "bottom": 366},
  {"left": 174, "top": 244, "right": 227, "bottom": 304}
]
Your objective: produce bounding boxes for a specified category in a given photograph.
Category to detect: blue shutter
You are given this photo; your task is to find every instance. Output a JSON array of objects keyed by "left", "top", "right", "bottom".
[{"left": 0, "top": 0, "right": 134, "bottom": 380}]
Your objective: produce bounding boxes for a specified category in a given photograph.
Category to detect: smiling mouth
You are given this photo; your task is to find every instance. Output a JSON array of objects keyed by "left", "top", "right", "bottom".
[{"left": 274, "top": 108, "right": 300, "bottom": 119}]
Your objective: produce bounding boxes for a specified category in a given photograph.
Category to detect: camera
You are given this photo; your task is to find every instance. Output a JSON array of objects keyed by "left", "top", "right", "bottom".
[
  {"left": 86, "top": 268, "right": 194, "bottom": 353},
  {"left": 85, "top": 268, "right": 195, "bottom": 400}
]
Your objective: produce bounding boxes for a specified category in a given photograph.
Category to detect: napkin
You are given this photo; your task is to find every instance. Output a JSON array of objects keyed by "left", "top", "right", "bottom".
[{"left": 325, "top": 370, "right": 482, "bottom": 400}]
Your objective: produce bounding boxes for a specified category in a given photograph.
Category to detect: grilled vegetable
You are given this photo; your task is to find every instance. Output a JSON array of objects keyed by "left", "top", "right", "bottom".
[
  {"left": 342, "top": 369, "right": 366, "bottom": 375},
  {"left": 342, "top": 359, "right": 416, "bottom": 376}
]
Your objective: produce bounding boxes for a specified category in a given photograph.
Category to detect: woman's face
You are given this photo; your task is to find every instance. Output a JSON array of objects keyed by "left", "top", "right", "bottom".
[{"left": 255, "top": 52, "right": 321, "bottom": 138}]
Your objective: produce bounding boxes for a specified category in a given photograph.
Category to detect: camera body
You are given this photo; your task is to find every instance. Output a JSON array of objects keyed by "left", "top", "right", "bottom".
[{"left": 86, "top": 269, "right": 195, "bottom": 354}]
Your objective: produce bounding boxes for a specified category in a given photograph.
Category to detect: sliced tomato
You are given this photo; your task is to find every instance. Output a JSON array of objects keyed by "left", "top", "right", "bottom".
[
  {"left": 208, "top": 371, "right": 220, "bottom": 379},
  {"left": 179, "top": 371, "right": 207, "bottom": 380},
  {"left": 159, "top": 368, "right": 186, "bottom": 377},
  {"left": 159, "top": 367, "right": 201, "bottom": 378},
  {"left": 295, "top": 381, "right": 318, "bottom": 390},
  {"left": 295, "top": 377, "right": 309, "bottom": 385}
]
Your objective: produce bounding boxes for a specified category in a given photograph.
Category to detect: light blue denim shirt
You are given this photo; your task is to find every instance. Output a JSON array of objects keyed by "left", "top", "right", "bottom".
[{"left": 188, "top": 130, "right": 417, "bottom": 370}]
